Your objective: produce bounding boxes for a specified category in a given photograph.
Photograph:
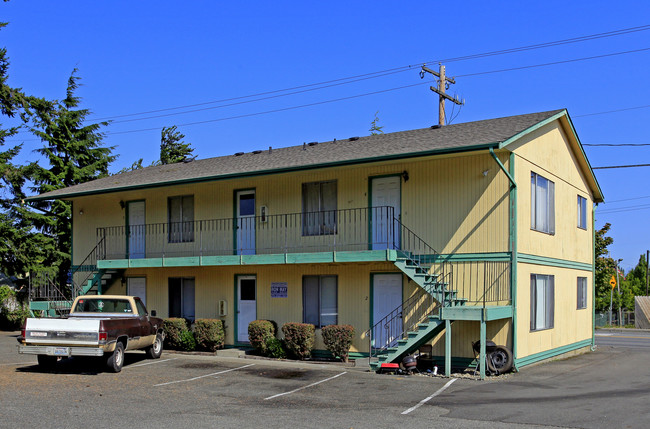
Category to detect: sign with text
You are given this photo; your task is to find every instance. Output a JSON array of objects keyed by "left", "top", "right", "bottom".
[{"left": 271, "top": 282, "right": 288, "bottom": 298}]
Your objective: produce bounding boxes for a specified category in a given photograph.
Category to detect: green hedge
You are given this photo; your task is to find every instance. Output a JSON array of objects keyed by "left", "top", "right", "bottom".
[
  {"left": 0, "top": 286, "right": 28, "bottom": 330},
  {"left": 321, "top": 324, "right": 355, "bottom": 362},
  {"left": 194, "top": 319, "right": 225, "bottom": 352},
  {"left": 281, "top": 322, "right": 314, "bottom": 360},
  {"left": 248, "top": 320, "right": 276, "bottom": 355},
  {"left": 163, "top": 318, "right": 195, "bottom": 351}
]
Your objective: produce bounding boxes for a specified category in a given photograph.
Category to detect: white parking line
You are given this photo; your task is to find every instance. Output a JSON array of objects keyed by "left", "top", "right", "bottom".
[
  {"left": 125, "top": 358, "right": 178, "bottom": 369},
  {"left": 154, "top": 363, "right": 255, "bottom": 386},
  {"left": 401, "top": 378, "right": 457, "bottom": 415},
  {"left": 264, "top": 371, "right": 347, "bottom": 400},
  {"left": 0, "top": 362, "right": 31, "bottom": 366}
]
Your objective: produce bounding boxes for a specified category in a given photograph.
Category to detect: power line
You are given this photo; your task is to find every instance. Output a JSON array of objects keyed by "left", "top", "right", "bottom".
[
  {"left": 574, "top": 104, "right": 650, "bottom": 118},
  {"left": 593, "top": 164, "right": 650, "bottom": 169},
  {"left": 87, "top": 24, "right": 650, "bottom": 122},
  {"left": 605, "top": 195, "right": 650, "bottom": 204},
  {"left": 584, "top": 143, "right": 650, "bottom": 146},
  {"left": 598, "top": 204, "right": 650, "bottom": 214}
]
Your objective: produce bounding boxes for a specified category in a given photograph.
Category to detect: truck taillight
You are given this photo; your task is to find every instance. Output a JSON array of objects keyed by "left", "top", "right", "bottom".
[
  {"left": 21, "top": 328, "right": 25, "bottom": 339},
  {"left": 99, "top": 332, "right": 107, "bottom": 342}
]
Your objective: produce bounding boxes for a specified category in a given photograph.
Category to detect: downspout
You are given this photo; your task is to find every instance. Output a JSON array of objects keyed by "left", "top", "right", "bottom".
[{"left": 489, "top": 148, "right": 518, "bottom": 370}]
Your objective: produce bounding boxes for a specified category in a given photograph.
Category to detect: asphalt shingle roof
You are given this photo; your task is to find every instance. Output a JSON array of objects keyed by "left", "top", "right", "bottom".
[{"left": 29, "top": 109, "right": 565, "bottom": 201}]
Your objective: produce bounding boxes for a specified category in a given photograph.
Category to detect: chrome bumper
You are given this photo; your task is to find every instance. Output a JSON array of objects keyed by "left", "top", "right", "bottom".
[{"left": 18, "top": 345, "right": 105, "bottom": 357}]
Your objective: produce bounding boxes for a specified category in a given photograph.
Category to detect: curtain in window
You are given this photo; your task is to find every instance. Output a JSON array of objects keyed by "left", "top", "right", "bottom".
[
  {"left": 169, "top": 196, "right": 194, "bottom": 243},
  {"left": 303, "top": 276, "right": 320, "bottom": 326},
  {"left": 531, "top": 274, "right": 554, "bottom": 330},
  {"left": 302, "top": 182, "right": 337, "bottom": 236},
  {"left": 320, "top": 276, "right": 338, "bottom": 326},
  {"left": 531, "top": 174, "right": 555, "bottom": 234}
]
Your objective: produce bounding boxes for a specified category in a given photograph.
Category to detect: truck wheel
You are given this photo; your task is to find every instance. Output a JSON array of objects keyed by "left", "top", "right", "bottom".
[
  {"left": 37, "top": 355, "right": 57, "bottom": 370},
  {"left": 107, "top": 342, "right": 124, "bottom": 373},
  {"left": 146, "top": 333, "right": 163, "bottom": 359}
]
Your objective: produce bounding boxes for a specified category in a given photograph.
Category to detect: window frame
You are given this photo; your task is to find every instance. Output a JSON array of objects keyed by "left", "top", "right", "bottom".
[
  {"left": 530, "top": 172, "right": 555, "bottom": 235},
  {"left": 168, "top": 195, "right": 195, "bottom": 243},
  {"left": 577, "top": 195, "right": 587, "bottom": 230},
  {"left": 577, "top": 277, "right": 588, "bottom": 309},
  {"left": 530, "top": 274, "right": 555, "bottom": 331},
  {"left": 302, "top": 275, "right": 338, "bottom": 328},
  {"left": 302, "top": 181, "right": 337, "bottom": 236},
  {"left": 168, "top": 277, "right": 196, "bottom": 320}
]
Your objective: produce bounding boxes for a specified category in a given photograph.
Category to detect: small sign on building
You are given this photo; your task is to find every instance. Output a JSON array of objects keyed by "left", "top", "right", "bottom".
[{"left": 271, "top": 282, "right": 288, "bottom": 298}]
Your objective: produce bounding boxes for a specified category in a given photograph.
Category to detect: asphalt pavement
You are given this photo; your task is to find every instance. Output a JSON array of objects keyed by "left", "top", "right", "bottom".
[{"left": 2, "top": 330, "right": 649, "bottom": 428}]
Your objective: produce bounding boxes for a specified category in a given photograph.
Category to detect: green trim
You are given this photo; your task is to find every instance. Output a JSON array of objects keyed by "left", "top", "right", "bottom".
[
  {"left": 509, "top": 152, "right": 519, "bottom": 366},
  {"left": 499, "top": 110, "right": 566, "bottom": 149},
  {"left": 415, "top": 252, "right": 511, "bottom": 263},
  {"left": 518, "top": 253, "right": 593, "bottom": 271},
  {"left": 440, "top": 305, "right": 513, "bottom": 321},
  {"left": 233, "top": 188, "right": 256, "bottom": 255},
  {"left": 368, "top": 173, "right": 402, "bottom": 250},
  {"left": 97, "top": 250, "right": 395, "bottom": 269},
  {"left": 515, "top": 338, "right": 592, "bottom": 368},
  {"left": 28, "top": 143, "right": 501, "bottom": 202},
  {"left": 489, "top": 148, "right": 516, "bottom": 187}
]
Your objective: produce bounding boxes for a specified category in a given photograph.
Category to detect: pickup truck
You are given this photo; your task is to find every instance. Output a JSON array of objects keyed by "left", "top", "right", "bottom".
[{"left": 17, "top": 295, "right": 164, "bottom": 373}]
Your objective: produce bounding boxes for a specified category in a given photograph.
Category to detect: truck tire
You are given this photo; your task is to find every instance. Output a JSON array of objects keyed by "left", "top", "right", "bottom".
[
  {"left": 37, "top": 354, "right": 57, "bottom": 370},
  {"left": 146, "top": 333, "right": 163, "bottom": 359},
  {"left": 107, "top": 342, "right": 124, "bottom": 373}
]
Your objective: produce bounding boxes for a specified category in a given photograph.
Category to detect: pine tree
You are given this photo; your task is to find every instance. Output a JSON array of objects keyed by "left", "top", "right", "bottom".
[
  {"left": 160, "top": 125, "right": 194, "bottom": 164},
  {"left": 23, "top": 69, "right": 115, "bottom": 289},
  {"left": 594, "top": 223, "right": 615, "bottom": 311}
]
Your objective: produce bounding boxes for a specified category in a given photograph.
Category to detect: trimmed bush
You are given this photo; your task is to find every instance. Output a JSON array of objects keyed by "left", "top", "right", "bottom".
[
  {"left": 321, "top": 324, "right": 355, "bottom": 362},
  {"left": 0, "top": 286, "right": 28, "bottom": 330},
  {"left": 265, "top": 337, "right": 286, "bottom": 359},
  {"left": 281, "top": 322, "right": 315, "bottom": 360},
  {"left": 163, "top": 318, "right": 195, "bottom": 351},
  {"left": 248, "top": 320, "right": 275, "bottom": 355},
  {"left": 193, "top": 319, "right": 225, "bottom": 352}
]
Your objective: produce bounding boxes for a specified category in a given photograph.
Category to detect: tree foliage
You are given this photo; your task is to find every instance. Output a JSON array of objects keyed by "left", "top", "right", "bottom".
[
  {"left": 369, "top": 111, "right": 384, "bottom": 135},
  {"left": 594, "top": 223, "right": 615, "bottom": 311},
  {"left": 160, "top": 125, "right": 193, "bottom": 164}
]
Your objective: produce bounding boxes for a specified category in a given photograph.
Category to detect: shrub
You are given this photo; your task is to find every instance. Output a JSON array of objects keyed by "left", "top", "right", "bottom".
[
  {"left": 265, "top": 337, "right": 286, "bottom": 359},
  {"left": 248, "top": 320, "right": 275, "bottom": 355},
  {"left": 193, "top": 319, "right": 225, "bottom": 352},
  {"left": 281, "top": 322, "right": 315, "bottom": 360},
  {"left": 0, "top": 286, "right": 28, "bottom": 330},
  {"left": 163, "top": 318, "right": 195, "bottom": 350},
  {"left": 321, "top": 324, "right": 355, "bottom": 362}
]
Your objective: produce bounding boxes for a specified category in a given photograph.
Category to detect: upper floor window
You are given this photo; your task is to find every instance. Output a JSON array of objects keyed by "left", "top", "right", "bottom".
[
  {"left": 577, "top": 195, "right": 587, "bottom": 230},
  {"left": 530, "top": 274, "right": 554, "bottom": 331},
  {"left": 302, "top": 181, "right": 337, "bottom": 236},
  {"left": 577, "top": 277, "right": 588, "bottom": 309},
  {"left": 168, "top": 195, "right": 194, "bottom": 243},
  {"left": 531, "top": 172, "right": 555, "bottom": 234}
]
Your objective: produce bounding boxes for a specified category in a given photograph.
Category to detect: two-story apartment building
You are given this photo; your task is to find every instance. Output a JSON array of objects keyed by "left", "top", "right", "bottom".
[{"left": 28, "top": 109, "right": 603, "bottom": 377}]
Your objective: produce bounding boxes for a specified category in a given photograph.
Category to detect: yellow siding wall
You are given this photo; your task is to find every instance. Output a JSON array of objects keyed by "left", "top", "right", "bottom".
[
  {"left": 516, "top": 264, "right": 592, "bottom": 357},
  {"left": 513, "top": 121, "right": 594, "bottom": 263},
  {"left": 104, "top": 262, "right": 414, "bottom": 353},
  {"left": 72, "top": 150, "right": 511, "bottom": 265},
  {"left": 428, "top": 319, "right": 512, "bottom": 359}
]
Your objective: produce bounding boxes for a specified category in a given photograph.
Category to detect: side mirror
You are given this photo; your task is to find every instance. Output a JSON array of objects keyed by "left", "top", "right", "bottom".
[{"left": 150, "top": 310, "right": 157, "bottom": 317}]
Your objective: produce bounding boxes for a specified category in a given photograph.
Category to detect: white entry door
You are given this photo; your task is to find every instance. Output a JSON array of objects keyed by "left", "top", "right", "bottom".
[
  {"left": 372, "top": 274, "right": 403, "bottom": 349},
  {"left": 237, "top": 276, "right": 257, "bottom": 342},
  {"left": 127, "top": 277, "right": 147, "bottom": 305},
  {"left": 371, "top": 176, "right": 401, "bottom": 250},
  {"left": 236, "top": 190, "right": 256, "bottom": 255},
  {"left": 127, "top": 201, "right": 145, "bottom": 258}
]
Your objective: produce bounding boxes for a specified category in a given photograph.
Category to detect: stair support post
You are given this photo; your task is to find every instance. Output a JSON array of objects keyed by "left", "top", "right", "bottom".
[
  {"left": 480, "top": 318, "right": 486, "bottom": 380},
  {"left": 445, "top": 319, "right": 452, "bottom": 376}
]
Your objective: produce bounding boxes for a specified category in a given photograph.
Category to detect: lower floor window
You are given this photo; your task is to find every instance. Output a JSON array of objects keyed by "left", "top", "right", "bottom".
[
  {"left": 303, "top": 275, "right": 337, "bottom": 327},
  {"left": 169, "top": 277, "right": 195, "bottom": 320},
  {"left": 577, "top": 277, "right": 588, "bottom": 309},
  {"left": 531, "top": 274, "right": 554, "bottom": 331}
]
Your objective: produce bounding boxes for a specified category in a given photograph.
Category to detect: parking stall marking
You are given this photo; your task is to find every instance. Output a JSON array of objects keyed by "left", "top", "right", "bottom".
[
  {"left": 154, "top": 363, "right": 255, "bottom": 387},
  {"left": 401, "top": 378, "right": 457, "bottom": 415},
  {"left": 0, "top": 362, "right": 32, "bottom": 366},
  {"left": 124, "top": 357, "right": 178, "bottom": 369},
  {"left": 264, "top": 371, "right": 347, "bottom": 400}
]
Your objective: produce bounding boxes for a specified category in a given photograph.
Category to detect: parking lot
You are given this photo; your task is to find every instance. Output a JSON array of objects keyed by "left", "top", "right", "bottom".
[{"left": 2, "top": 330, "right": 649, "bottom": 428}]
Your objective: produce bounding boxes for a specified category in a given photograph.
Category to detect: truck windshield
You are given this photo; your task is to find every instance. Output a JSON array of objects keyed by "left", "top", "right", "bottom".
[{"left": 73, "top": 299, "right": 133, "bottom": 314}]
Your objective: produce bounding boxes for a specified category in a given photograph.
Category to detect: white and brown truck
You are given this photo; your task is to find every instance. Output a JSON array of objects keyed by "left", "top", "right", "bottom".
[{"left": 17, "top": 295, "right": 164, "bottom": 372}]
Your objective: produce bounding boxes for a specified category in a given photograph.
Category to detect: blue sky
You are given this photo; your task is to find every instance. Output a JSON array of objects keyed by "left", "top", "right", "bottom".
[{"left": 2, "top": 1, "right": 649, "bottom": 271}]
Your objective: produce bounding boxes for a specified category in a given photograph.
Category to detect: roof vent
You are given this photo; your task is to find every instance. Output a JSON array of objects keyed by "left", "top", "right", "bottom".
[
  {"left": 234, "top": 152, "right": 244, "bottom": 156},
  {"left": 307, "top": 141, "right": 318, "bottom": 146},
  {"left": 303, "top": 142, "right": 306, "bottom": 150},
  {"left": 349, "top": 136, "right": 359, "bottom": 141},
  {"left": 430, "top": 124, "right": 442, "bottom": 129},
  {"left": 252, "top": 150, "right": 262, "bottom": 154}
]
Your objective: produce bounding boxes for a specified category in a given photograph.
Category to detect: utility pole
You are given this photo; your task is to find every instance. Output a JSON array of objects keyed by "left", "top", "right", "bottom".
[
  {"left": 646, "top": 250, "right": 649, "bottom": 296},
  {"left": 616, "top": 259, "right": 622, "bottom": 326},
  {"left": 420, "top": 64, "right": 464, "bottom": 126}
]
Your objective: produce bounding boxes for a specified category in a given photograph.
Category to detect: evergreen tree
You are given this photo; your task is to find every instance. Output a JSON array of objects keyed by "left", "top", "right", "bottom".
[
  {"left": 594, "top": 223, "right": 615, "bottom": 311},
  {"left": 160, "top": 125, "right": 193, "bottom": 164},
  {"left": 22, "top": 69, "right": 115, "bottom": 289}
]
